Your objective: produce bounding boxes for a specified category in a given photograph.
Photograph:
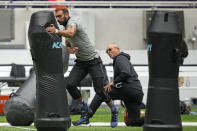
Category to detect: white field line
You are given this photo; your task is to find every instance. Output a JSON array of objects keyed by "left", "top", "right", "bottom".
[
  {"left": 80, "top": 122, "right": 197, "bottom": 127},
  {"left": 1, "top": 122, "right": 197, "bottom": 127}
]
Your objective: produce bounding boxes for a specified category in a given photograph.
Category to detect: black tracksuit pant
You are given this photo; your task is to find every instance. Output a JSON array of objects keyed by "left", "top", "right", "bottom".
[
  {"left": 66, "top": 57, "right": 111, "bottom": 103},
  {"left": 89, "top": 86, "right": 144, "bottom": 126}
]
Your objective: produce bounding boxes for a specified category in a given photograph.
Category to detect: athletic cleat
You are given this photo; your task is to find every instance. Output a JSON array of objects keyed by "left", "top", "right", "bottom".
[
  {"left": 111, "top": 111, "right": 118, "bottom": 128},
  {"left": 72, "top": 117, "right": 90, "bottom": 126},
  {"left": 72, "top": 106, "right": 91, "bottom": 126},
  {"left": 72, "top": 102, "right": 92, "bottom": 126}
]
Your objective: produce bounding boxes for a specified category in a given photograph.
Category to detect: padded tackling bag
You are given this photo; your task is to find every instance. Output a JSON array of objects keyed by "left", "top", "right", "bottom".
[
  {"left": 28, "top": 11, "right": 71, "bottom": 131},
  {"left": 4, "top": 71, "right": 36, "bottom": 126},
  {"left": 4, "top": 44, "right": 69, "bottom": 127},
  {"left": 143, "top": 11, "right": 182, "bottom": 131},
  {"left": 62, "top": 45, "right": 69, "bottom": 73}
]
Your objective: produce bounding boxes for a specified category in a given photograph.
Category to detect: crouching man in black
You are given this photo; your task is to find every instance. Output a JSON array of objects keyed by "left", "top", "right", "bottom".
[{"left": 75, "top": 43, "right": 144, "bottom": 127}]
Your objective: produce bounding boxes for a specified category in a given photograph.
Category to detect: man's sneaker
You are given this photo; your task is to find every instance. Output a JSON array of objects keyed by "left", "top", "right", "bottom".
[
  {"left": 111, "top": 111, "right": 118, "bottom": 128},
  {"left": 72, "top": 117, "right": 90, "bottom": 126},
  {"left": 72, "top": 107, "right": 92, "bottom": 126}
]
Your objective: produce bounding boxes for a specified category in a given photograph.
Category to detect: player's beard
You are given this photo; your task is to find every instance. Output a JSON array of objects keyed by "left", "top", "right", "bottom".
[
  {"left": 59, "top": 16, "right": 69, "bottom": 26},
  {"left": 59, "top": 19, "right": 66, "bottom": 26}
]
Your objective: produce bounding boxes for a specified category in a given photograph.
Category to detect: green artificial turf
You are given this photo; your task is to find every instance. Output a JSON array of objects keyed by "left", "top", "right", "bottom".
[
  {"left": 1, "top": 107, "right": 197, "bottom": 123},
  {"left": 0, "top": 126, "right": 197, "bottom": 131},
  {"left": 0, "top": 107, "right": 197, "bottom": 131}
]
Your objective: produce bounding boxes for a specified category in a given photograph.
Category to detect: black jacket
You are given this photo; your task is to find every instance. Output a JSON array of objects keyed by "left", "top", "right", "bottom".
[{"left": 113, "top": 52, "right": 142, "bottom": 91}]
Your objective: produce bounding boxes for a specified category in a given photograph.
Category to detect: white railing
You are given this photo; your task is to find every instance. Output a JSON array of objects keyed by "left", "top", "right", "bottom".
[
  {"left": 1, "top": 64, "right": 197, "bottom": 104},
  {"left": 0, "top": 1, "right": 197, "bottom": 8}
]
